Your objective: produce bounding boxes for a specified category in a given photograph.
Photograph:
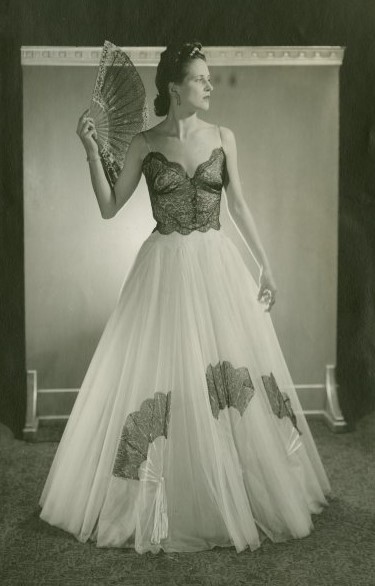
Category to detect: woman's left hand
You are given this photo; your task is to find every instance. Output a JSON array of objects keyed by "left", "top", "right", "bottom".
[{"left": 257, "top": 268, "right": 277, "bottom": 312}]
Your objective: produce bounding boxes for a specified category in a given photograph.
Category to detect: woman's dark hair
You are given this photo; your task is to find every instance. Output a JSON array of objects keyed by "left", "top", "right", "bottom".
[{"left": 154, "top": 41, "right": 206, "bottom": 117}]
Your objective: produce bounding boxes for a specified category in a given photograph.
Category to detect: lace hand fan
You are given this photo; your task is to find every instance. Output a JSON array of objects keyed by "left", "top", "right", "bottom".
[{"left": 89, "top": 40, "right": 149, "bottom": 188}]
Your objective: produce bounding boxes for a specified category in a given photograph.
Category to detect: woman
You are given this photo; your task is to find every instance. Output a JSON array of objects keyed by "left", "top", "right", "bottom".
[{"left": 39, "top": 41, "right": 331, "bottom": 554}]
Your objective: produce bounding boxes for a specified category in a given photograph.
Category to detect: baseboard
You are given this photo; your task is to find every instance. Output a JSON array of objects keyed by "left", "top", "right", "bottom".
[
  {"left": 37, "top": 387, "right": 78, "bottom": 416},
  {"left": 36, "top": 384, "right": 328, "bottom": 414},
  {"left": 34, "top": 409, "right": 333, "bottom": 442},
  {"left": 23, "top": 370, "right": 38, "bottom": 442},
  {"left": 24, "top": 365, "right": 349, "bottom": 441}
]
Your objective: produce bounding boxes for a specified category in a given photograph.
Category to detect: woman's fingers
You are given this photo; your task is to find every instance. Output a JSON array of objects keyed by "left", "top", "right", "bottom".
[
  {"left": 83, "top": 119, "right": 95, "bottom": 130},
  {"left": 258, "top": 285, "right": 271, "bottom": 302},
  {"left": 76, "top": 116, "right": 87, "bottom": 134},
  {"left": 266, "top": 297, "right": 276, "bottom": 312},
  {"left": 78, "top": 109, "right": 89, "bottom": 124},
  {"left": 82, "top": 121, "right": 94, "bottom": 133},
  {"left": 77, "top": 119, "right": 96, "bottom": 138},
  {"left": 257, "top": 285, "right": 277, "bottom": 311},
  {"left": 266, "top": 291, "right": 276, "bottom": 312},
  {"left": 76, "top": 110, "right": 98, "bottom": 152},
  {"left": 257, "top": 285, "right": 265, "bottom": 301},
  {"left": 76, "top": 109, "right": 95, "bottom": 132}
]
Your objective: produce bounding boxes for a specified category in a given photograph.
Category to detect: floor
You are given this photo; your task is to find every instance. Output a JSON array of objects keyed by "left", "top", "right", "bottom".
[{"left": 0, "top": 414, "right": 374, "bottom": 585}]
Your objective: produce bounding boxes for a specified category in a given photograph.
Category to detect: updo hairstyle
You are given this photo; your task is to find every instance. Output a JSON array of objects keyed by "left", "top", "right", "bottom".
[{"left": 154, "top": 41, "right": 206, "bottom": 117}]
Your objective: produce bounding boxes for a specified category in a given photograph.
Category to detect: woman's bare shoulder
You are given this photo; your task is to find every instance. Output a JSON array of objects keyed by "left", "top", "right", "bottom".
[
  {"left": 129, "top": 131, "right": 152, "bottom": 162},
  {"left": 218, "top": 126, "right": 236, "bottom": 155},
  {"left": 218, "top": 125, "right": 235, "bottom": 140}
]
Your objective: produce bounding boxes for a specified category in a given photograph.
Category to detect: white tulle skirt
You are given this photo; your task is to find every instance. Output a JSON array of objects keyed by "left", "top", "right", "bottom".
[{"left": 39, "top": 227, "right": 331, "bottom": 554}]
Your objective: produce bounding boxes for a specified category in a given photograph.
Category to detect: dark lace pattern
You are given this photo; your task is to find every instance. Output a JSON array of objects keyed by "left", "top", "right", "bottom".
[
  {"left": 142, "top": 146, "right": 226, "bottom": 235},
  {"left": 206, "top": 360, "right": 255, "bottom": 419},
  {"left": 112, "top": 391, "right": 172, "bottom": 480},
  {"left": 262, "top": 373, "right": 302, "bottom": 435}
]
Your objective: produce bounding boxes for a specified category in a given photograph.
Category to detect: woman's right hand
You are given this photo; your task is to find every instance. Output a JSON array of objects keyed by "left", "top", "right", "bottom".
[
  {"left": 76, "top": 108, "right": 99, "bottom": 156},
  {"left": 258, "top": 267, "right": 277, "bottom": 312}
]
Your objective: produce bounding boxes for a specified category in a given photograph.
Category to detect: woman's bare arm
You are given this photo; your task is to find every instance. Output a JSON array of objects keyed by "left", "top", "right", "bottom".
[
  {"left": 76, "top": 109, "right": 145, "bottom": 219},
  {"left": 220, "top": 125, "right": 277, "bottom": 310}
]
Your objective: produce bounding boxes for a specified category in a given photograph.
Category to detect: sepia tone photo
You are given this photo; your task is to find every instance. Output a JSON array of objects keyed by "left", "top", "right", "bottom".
[{"left": 0, "top": 2, "right": 374, "bottom": 585}]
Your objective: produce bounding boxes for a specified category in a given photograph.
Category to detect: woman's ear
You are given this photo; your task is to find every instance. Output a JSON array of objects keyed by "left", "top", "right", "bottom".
[{"left": 168, "top": 81, "right": 175, "bottom": 97}]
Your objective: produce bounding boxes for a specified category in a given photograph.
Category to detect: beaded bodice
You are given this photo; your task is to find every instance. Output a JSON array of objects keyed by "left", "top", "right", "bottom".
[{"left": 142, "top": 142, "right": 226, "bottom": 236}]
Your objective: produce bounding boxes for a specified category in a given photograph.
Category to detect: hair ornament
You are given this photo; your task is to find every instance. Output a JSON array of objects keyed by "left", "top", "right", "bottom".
[
  {"left": 172, "top": 45, "right": 203, "bottom": 63},
  {"left": 189, "top": 46, "right": 201, "bottom": 57}
]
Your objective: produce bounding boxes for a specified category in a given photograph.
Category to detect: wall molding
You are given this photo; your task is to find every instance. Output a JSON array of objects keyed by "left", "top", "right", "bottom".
[
  {"left": 21, "top": 45, "right": 345, "bottom": 67},
  {"left": 23, "top": 369, "right": 38, "bottom": 441},
  {"left": 24, "top": 364, "right": 348, "bottom": 440}
]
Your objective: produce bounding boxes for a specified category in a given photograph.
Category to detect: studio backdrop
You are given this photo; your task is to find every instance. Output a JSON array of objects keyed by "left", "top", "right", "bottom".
[{"left": 21, "top": 46, "right": 344, "bottom": 434}]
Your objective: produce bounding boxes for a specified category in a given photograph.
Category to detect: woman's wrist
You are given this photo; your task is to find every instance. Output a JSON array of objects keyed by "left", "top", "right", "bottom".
[
  {"left": 260, "top": 265, "right": 277, "bottom": 286},
  {"left": 86, "top": 150, "right": 100, "bottom": 162},
  {"left": 259, "top": 260, "right": 272, "bottom": 275}
]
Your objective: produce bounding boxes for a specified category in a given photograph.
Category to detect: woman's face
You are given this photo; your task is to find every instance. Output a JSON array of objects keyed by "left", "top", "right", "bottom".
[{"left": 171, "top": 59, "right": 214, "bottom": 112}]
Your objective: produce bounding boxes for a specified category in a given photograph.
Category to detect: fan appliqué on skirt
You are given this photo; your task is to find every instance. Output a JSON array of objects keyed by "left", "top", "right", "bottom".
[
  {"left": 112, "top": 391, "right": 172, "bottom": 481},
  {"left": 262, "top": 372, "right": 302, "bottom": 435},
  {"left": 206, "top": 360, "right": 255, "bottom": 419},
  {"left": 38, "top": 122, "right": 331, "bottom": 554}
]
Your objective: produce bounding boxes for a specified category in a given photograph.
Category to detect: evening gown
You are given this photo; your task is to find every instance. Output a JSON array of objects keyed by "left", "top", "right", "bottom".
[{"left": 39, "top": 125, "right": 331, "bottom": 554}]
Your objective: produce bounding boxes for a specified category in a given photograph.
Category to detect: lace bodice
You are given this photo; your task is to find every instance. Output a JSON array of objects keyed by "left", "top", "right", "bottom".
[{"left": 141, "top": 130, "right": 227, "bottom": 236}]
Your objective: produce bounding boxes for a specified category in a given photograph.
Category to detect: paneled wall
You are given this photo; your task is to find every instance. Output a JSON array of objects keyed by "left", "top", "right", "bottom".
[
  {"left": 3, "top": 1, "right": 375, "bottom": 436},
  {"left": 23, "top": 50, "right": 340, "bottom": 395}
]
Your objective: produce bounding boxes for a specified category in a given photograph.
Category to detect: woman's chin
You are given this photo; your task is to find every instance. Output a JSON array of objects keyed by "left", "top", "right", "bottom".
[
  {"left": 188, "top": 101, "right": 210, "bottom": 114},
  {"left": 198, "top": 100, "right": 210, "bottom": 111}
]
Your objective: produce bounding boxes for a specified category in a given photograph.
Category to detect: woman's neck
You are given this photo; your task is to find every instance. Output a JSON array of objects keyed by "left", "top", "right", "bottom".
[{"left": 163, "top": 110, "right": 201, "bottom": 141}]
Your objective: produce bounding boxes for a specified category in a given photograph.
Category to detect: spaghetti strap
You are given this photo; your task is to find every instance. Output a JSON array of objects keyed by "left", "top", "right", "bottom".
[
  {"left": 142, "top": 131, "right": 152, "bottom": 153},
  {"left": 38, "top": 107, "right": 332, "bottom": 555},
  {"left": 217, "top": 125, "right": 223, "bottom": 147}
]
